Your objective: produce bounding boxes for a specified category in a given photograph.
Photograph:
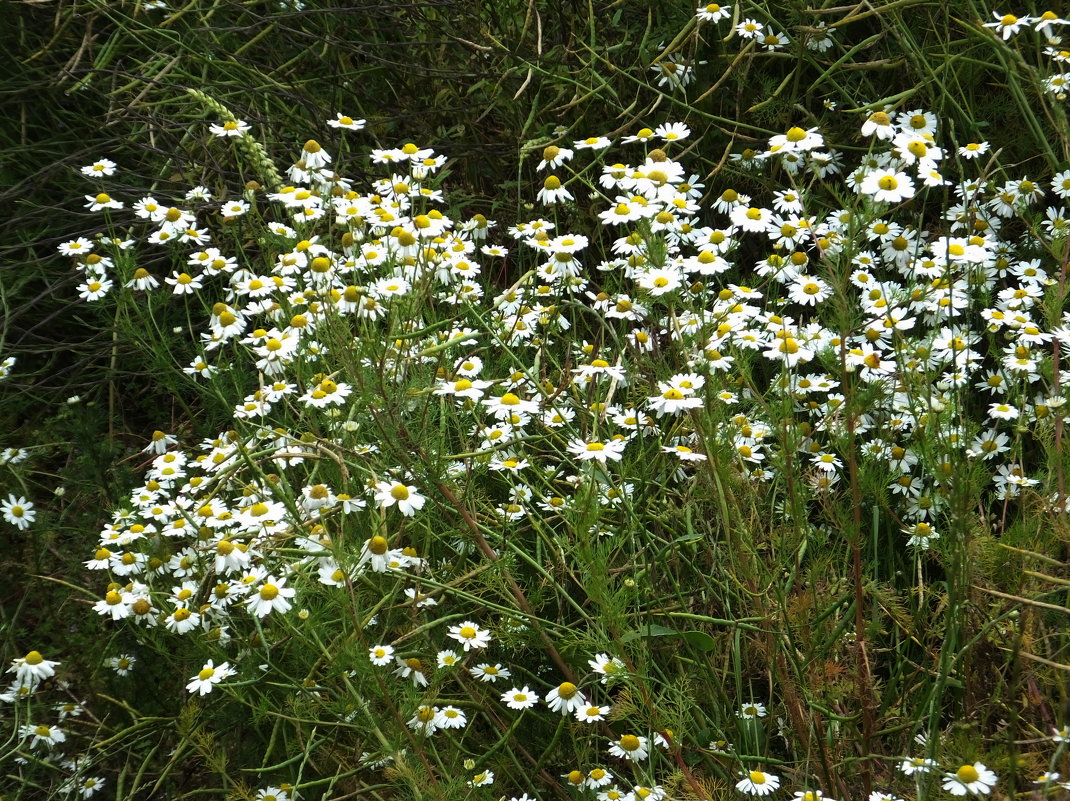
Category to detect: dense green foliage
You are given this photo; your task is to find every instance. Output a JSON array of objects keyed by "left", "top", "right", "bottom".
[{"left": 2, "top": 2, "right": 1070, "bottom": 801}]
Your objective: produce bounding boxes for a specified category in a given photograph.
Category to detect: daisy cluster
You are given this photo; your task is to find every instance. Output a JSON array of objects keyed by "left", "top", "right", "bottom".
[
  {"left": 652, "top": 4, "right": 835, "bottom": 92},
  {"left": 983, "top": 10, "right": 1070, "bottom": 98},
  {"left": 32, "top": 30, "right": 1070, "bottom": 793}
]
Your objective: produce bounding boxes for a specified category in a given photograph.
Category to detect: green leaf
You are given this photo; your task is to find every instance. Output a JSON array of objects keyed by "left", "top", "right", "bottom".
[{"left": 620, "top": 625, "right": 717, "bottom": 652}]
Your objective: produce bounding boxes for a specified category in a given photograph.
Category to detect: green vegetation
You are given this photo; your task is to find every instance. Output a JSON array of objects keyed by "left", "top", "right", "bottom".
[{"left": 2, "top": 2, "right": 1070, "bottom": 801}]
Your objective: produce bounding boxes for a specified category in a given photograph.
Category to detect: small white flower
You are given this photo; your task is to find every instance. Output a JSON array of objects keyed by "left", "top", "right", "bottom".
[
  {"left": 1, "top": 495, "right": 36, "bottom": 530},
  {"left": 185, "top": 659, "right": 234, "bottom": 695},
  {"left": 738, "top": 702, "right": 767, "bottom": 719},
  {"left": 545, "top": 681, "right": 587, "bottom": 714},
  {"left": 374, "top": 481, "right": 426, "bottom": 516},
  {"left": 942, "top": 763, "right": 998, "bottom": 796},
  {"left": 81, "top": 159, "right": 117, "bottom": 177},
  {"left": 860, "top": 169, "right": 915, "bottom": 203},
  {"left": 209, "top": 119, "right": 251, "bottom": 137},
  {"left": 8, "top": 651, "right": 59, "bottom": 688},
  {"left": 327, "top": 113, "right": 366, "bottom": 130},
  {"left": 607, "top": 734, "right": 648, "bottom": 761},
  {"left": 736, "top": 770, "right": 780, "bottom": 796},
  {"left": 447, "top": 621, "right": 492, "bottom": 651},
  {"left": 501, "top": 686, "right": 539, "bottom": 709},
  {"left": 899, "top": 757, "right": 937, "bottom": 775},
  {"left": 368, "top": 645, "right": 395, "bottom": 666}
]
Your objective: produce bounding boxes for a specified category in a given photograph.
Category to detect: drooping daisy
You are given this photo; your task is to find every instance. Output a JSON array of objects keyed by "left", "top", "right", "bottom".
[
  {"left": 942, "top": 763, "right": 998, "bottom": 796},
  {"left": 984, "top": 11, "right": 1029, "bottom": 40},
  {"left": 768, "top": 126, "right": 824, "bottom": 153},
  {"left": 407, "top": 705, "right": 439, "bottom": 735},
  {"left": 546, "top": 681, "right": 587, "bottom": 714},
  {"left": 394, "top": 657, "right": 430, "bottom": 687},
  {"left": 696, "top": 3, "right": 731, "bottom": 23},
  {"left": 536, "top": 175, "right": 574, "bottom": 205},
  {"left": 736, "top": 770, "right": 780, "bottom": 795},
  {"left": 185, "top": 659, "right": 234, "bottom": 695},
  {"left": 94, "top": 588, "right": 132, "bottom": 620},
  {"left": 586, "top": 768, "right": 614, "bottom": 789},
  {"left": 608, "top": 734, "right": 649, "bottom": 761},
  {"left": 21, "top": 723, "right": 66, "bottom": 750},
  {"left": 8, "top": 651, "right": 59, "bottom": 688}
]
